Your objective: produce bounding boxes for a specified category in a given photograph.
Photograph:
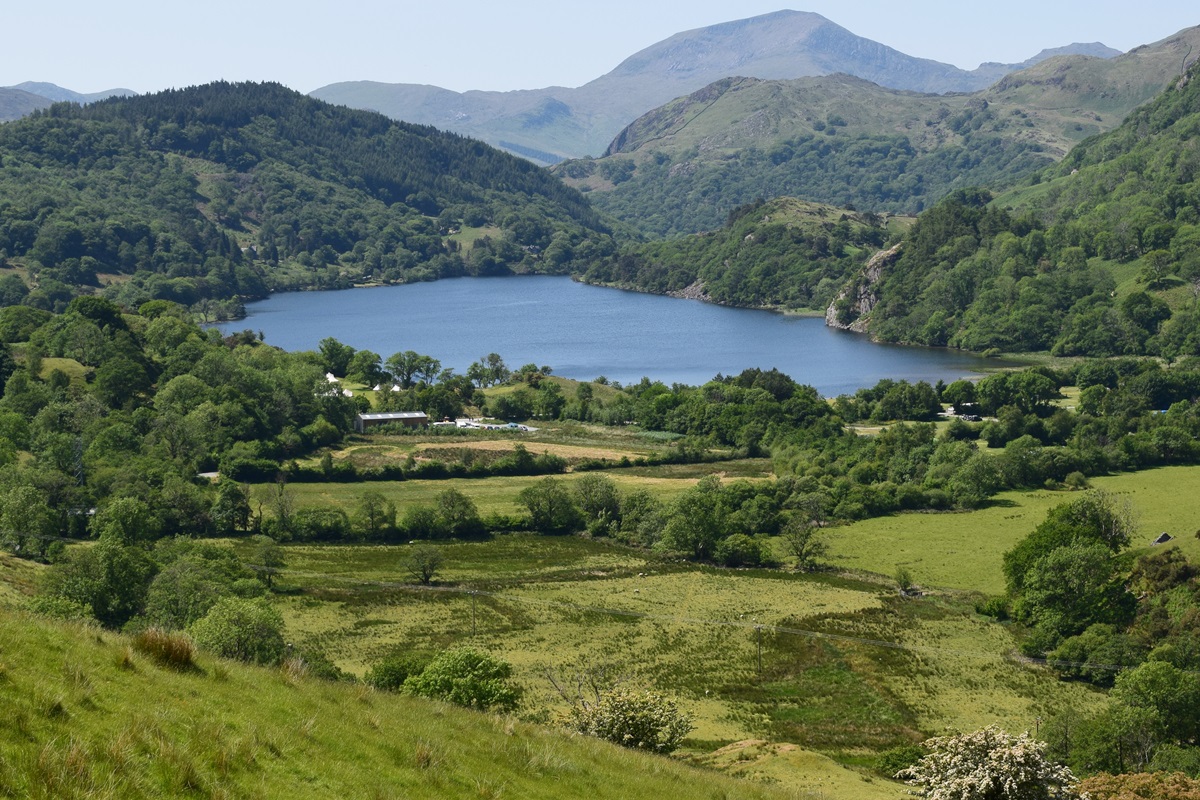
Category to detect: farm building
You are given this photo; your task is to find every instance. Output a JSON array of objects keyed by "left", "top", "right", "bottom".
[{"left": 354, "top": 411, "right": 429, "bottom": 433}]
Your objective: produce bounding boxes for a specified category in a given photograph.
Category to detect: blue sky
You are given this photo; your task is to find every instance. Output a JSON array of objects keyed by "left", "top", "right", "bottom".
[{"left": 4, "top": 1, "right": 1197, "bottom": 94}]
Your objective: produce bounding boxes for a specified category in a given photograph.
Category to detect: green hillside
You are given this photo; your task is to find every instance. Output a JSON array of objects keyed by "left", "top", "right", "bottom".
[
  {"left": 580, "top": 196, "right": 905, "bottom": 312},
  {"left": 846, "top": 58, "right": 1200, "bottom": 357},
  {"left": 0, "top": 82, "right": 614, "bottom": 316},
  {"left": 560, "top": 26, "right": 1200, "bottom": 237},
  {"left": 0, "top": 608, "right": 792, "bottom": 799}
]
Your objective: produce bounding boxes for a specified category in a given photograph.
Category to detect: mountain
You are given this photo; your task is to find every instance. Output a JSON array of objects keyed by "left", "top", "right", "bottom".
[
  {"left": 967, "top": 42, "right": 1121, "bottom": 87},
  {"left": 0, "top": 87, "right": 51, "bottom": 122},
  {"left": 831, "top": 56, "right": 1200, "bottom": 358},
  {"left": 563, "top": 25, "right": 1200, "bottom": 237},
  {"left": 2, "top": 82, "right": 138, "bottom": 122},
  {"left": 0, "top": 82, "right": 612, "bottom": 314},
  {"left": 311, "top": 10, "right": 1117, "bottom": 163},
  {"left": 8, "top": 81, "right": 137, "bottom": 103}
]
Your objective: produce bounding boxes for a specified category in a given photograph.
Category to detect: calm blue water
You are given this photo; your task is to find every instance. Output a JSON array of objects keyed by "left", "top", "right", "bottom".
[{"left": 218, "top": 276, "right": 990, "bottom": 396}]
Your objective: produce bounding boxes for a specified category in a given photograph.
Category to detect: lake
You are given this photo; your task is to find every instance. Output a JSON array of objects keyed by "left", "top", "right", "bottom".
[{"left": 218, "top": 276, "right": 992, "bottom": 396}]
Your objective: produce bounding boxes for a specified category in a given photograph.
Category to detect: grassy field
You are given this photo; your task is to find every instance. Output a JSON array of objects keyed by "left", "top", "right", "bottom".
[
  {"left": 262, "top": 471, "right": 709, "bottom": 517},
  {"left": 257, "top": 443, "right": 773, "bottom": 518},
  {"left": 9, "top": 437, "right": 1191, "bottom": 796},
  {"left": 328, "top": 438, "right": 661, "bottom": 471},
  {"left": 448, "top": 224, "right": 502, "bottom": 247},
  {"left": 291, "top": 414, "right": 749, "bottom": 485},
  {"left": 825, "top": 465, "right": 1200, "bottom": 594},
  {"left": 246, "top": 530, "right": 1101, "bottom": 795}
]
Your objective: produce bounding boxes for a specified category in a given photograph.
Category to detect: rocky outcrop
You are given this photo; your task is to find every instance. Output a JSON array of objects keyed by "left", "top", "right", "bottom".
[
  {"left": 668, "top": 279, "right": 712, "bottom": 302},
  {"left": 825, "top": 242, "right": 902, "bottom": 333}
]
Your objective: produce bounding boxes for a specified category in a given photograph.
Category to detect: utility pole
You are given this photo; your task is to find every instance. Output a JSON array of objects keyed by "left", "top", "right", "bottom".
[{"left": 754, "top": 621, "right": 763, "bottom": 675}]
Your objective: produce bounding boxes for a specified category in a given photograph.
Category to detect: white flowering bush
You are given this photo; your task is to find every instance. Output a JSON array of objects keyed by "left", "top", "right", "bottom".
[
  {"left": 567, "top": 687, "right": 693, "bottom": 754},
  {"left": 897, "top": 725, "right": 1079, "bottom": 800}
]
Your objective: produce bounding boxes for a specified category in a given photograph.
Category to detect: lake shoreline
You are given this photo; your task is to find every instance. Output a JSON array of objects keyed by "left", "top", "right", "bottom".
[{"left": 216, "top": 275, "right": 1004, "bottom": 396}]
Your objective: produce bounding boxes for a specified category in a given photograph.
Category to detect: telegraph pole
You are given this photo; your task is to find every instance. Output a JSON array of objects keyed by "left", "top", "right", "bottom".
[{"left": 754, "top": 621, "right": 763, "bottom": 675}]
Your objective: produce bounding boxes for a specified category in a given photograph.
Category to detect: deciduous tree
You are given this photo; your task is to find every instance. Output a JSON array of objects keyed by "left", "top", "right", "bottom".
[
  {"left": 404, "top": 543, "right": 443, "bottom": 585},
  {"left": 518, "top": 477, "right": 581, "bottom": 535}
]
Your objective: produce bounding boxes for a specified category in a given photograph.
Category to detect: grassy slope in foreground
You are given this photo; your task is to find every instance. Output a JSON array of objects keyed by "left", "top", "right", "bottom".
[{"left": 0, "top": 610, "right": 798, "bottom": 800}]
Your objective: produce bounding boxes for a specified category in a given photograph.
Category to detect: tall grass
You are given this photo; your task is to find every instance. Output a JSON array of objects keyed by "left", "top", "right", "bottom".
[
  {"left": 131, "top": 629, "right": 195, "bottom": 670},
  {"left": 0, "top": 610, "right": 794, "bottom": 799}
]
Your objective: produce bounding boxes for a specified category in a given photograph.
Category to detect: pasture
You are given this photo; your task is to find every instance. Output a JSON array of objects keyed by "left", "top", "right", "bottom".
[
  {"left": 826, "top": 465, "right": 1200, "bottom": 594},
  {"left": 262, "top": 471, "right": 712, "bottom": 517},
  {"left": 255, "top": 531, "right": 1102, "bottom": 794}
]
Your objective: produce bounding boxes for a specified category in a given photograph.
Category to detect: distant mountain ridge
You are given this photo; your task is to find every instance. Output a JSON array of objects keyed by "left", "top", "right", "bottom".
[
  {"left": 562, "top": 25, "right": 1200, "bottom": 237},
  {"left": 0, "top": 87, "right": 50, "bottom": 122},
  {"left": 310, "top": 10, "right": 1119, "bottom": 162},
  {"left": 0, "top": 82, "right": 137, "bottom": 122},
  {"left": 8, "top": 81, "right": 137, "bottom": 103}
]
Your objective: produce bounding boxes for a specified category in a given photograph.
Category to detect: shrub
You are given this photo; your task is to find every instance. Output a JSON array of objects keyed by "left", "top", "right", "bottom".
[
  {"left": 898, "top": 725, "right": 1079, "bottom": 799},
  {"left": 975, "top": 596, "right": 1010, "bottom": 621},
  {"left": 364, "top": 653, "right": 431, "bottom": 691},
  {"left": 288, "top": 507, "right": 351, "bottom": 542},
  {"left": 402, "top": 505, "right": 447, "bottom": 540},
  {"left": 567, "top": 687, "right": 693, "bottom": 754},
  {"left": 292, "top": 645, "right": 346, "bottom": 682},
  {"left": 877, "top": 743, "right": 927, "bottom": 777},
  {"left": 26, "top": 595, "right": 93, "bottom": 623},
  {"left": 518, "top": 477, "right": 582, "bottom": 535},
  {"left": 713, "top": 533, "right": 769, "bottom": 567},
  {"left": 1079, "top": 772, "right": 1200, "bottom": 800},
  {"left": 403, "top": 648, "right": 522, "bottom": 712},
  {"left": 1063, "top": 471, "right": 1090, "bottom": 490},
  {"left": 132, "top": 628, "right": 195, "bottom": 669},
  {"left": 1148, "top": 744, "right": 1200, "bottom": 778},
  {"left": 189, "top": 597, "right": 286, "bottom": 665}
]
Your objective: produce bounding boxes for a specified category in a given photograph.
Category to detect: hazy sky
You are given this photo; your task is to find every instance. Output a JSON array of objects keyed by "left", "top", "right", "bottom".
[{"left": 5, "top": 1, "right": 1197, "bottom": 95}]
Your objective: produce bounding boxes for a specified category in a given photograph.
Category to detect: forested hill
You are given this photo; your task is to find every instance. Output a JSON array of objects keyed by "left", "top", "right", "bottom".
[
  {"left": 580, "top": 197, "right": 899, "bottom": 312},
  {"left": 0, "top": 81, "right": 614, "bottom": 316},
  {"left": 839, "top": 60, "right": 1200, "bottom": 358}
]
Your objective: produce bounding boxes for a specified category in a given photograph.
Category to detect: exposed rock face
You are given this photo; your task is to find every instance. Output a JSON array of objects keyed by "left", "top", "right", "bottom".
[
  {"left": 668, "top": 279, "right": 712, "bottom": 302},
  {"left": 825, "top": 243, "right": 902, "bottom": 333}
]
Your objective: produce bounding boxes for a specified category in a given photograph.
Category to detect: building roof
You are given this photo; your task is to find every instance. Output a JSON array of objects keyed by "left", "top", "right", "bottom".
[{"left": 357, "top": 412, "right": 429, "bottom": 421}]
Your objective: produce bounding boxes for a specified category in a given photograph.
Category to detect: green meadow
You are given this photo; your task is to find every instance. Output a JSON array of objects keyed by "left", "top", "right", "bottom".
[
  {"left": 240, "top": 529, "right": 1102, "bottom": 795},
  {"left": 264, "top": 471, "right": 706, "bottom": 517},
  {"left": 7, "top": 439, "right": 1192, "bottom": 796},
  {"left": 826, "top": 465, "right": 1200, "bottom": 594}
]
